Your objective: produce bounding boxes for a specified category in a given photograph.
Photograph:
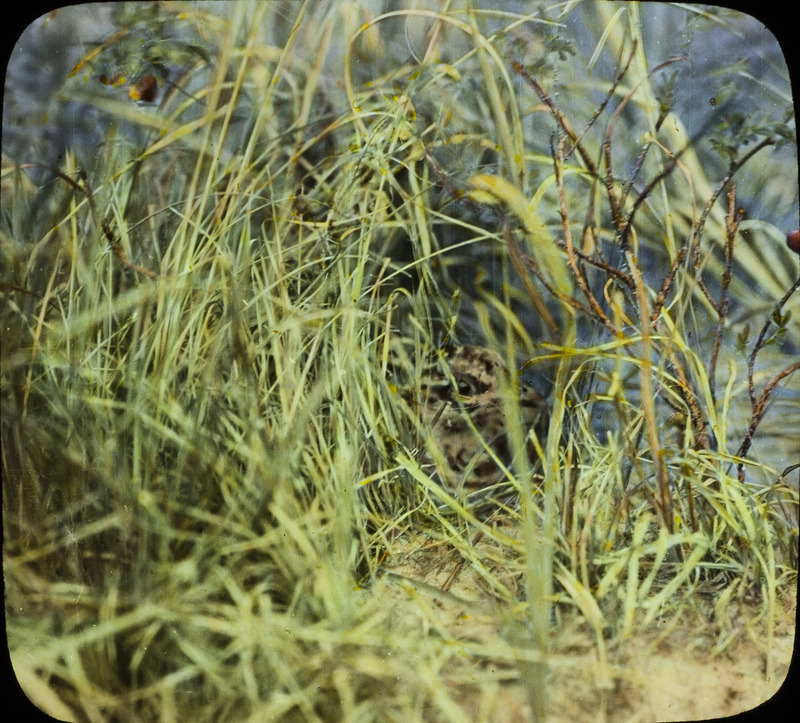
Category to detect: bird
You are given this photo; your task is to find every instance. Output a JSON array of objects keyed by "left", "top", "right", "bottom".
[{"left": 399, "top": 344, "right": 548, "bottom": 502}]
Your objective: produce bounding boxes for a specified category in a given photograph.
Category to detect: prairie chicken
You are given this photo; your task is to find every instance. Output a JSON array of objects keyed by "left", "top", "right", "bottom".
[{"left": 397, "top": 344, "right": 548, "bottom": 502}]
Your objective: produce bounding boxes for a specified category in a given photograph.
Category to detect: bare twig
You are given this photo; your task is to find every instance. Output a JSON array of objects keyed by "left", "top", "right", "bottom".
[
  {"left": 746, "top": 274, "right": 800, "bottom": 410},
  {"left": 650, "top": 247, "right": 687, "bottom": 324},
  {"left": 560, "top": 42, "right": 637, "bottom": 162},
  {"left": 737, "top": 361, "right": 800, "bottom": 482},
  {"left": 516, "top": 248, "right": 591, "bottom": 317},
  {"left": 623, "top": 153, "right": 681, "bottom": 250},
  {"left": 502, "top": 225, "right": 559, "bottom": 337},
  {"left": 628, "top": 250, "right": 673, "bottom": 531},
  {"left": 708, "top": 186, "right": 740, "bottom": 400},
  {"left": 668, "top": 360, "right": 712, "bottom": 452},
  {"left": 620, "top": 139, "right": 654, "bottom": 206},
  {"left": 690, "top": 138, "right": 776, "bottom": 309},
  {"left": 601, "top": 46, "right": 642, "bottom": 240},
  {"left": 510, "top": 60, "right": 599, "bottom": 180},
  {"left": 613, "top": 56, "right": 686, "bottom": 209},
  {"left": 736, "top": 269, "right": 800, "bottom": 481},
  {"left": 0, "top": 282, "right": 42, "bottom": 298},
  {"left": 554, "top": 136, "right": 620, "bottom": 338},
  {"left": 601, "top": 54, "right": 686, "bottom": 248},
  {"left": 55, "top": 169, "right": 158, "bottom": 280},
  {"left": 423, "top": 149, "right": 488, "bottom": 216},
  {"left": 552, "top": 239, "right": 634, "bottom": 290}
]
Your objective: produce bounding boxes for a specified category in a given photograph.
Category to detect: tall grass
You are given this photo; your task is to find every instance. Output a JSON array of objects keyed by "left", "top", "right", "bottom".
[{"left": 3, "top": 2, "right": 797, "bottom": 720}]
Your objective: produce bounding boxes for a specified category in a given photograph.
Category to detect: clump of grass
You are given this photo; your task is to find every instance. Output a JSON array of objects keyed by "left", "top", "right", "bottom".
[{"left": 3, "top": 2, "right": 797, "bottom": 720}]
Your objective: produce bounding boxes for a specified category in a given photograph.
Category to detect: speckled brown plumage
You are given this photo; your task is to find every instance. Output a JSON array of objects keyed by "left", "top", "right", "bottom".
[{"left": 404, "top": 345, "right": 548, "bottom": 498}]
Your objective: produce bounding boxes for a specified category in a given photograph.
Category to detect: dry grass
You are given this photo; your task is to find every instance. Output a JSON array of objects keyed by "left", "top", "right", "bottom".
[{"left": 2, "top": 2, "right": 797, "bottom": 721}]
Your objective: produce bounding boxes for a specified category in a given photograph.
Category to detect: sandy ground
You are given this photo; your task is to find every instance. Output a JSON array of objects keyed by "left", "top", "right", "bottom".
[{"left": 379, "top": 529, "right": 796, "bottom": 722}]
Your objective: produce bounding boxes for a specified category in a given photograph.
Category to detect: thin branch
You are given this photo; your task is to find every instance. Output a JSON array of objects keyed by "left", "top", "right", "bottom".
[
  {"left": 510, "top": 60, "right": 599, "bottom": 179},
  {"left": 691, "top": 138, "right": 776, "bottom": 288},
  {"left": 708, "top": 186, "right": 739, "bottom": 400},
  {"left": 562, "top": 41, "right": 637, "bottom": 162},
  {"left": 602, "top": 54, "right": 686, "bottom": 248},
  {"left": 650, "top": 247, "right": 687, "bottom": 324},
  {"left": 668, "top": 358, "right": 712, "bottom": 452},
  {"left": 601, "top": 48, "right": 643, "bottom": 239},
  {"left": 737, "top": 361, "right": 800, "bottom": 481},
  {"left": 0, "top": 282, "right": 42, "bottom": 298},
  {"left": 516, "top": 250, "right": 591, "bottom": 317},
  {"left": 554, "top": 136, "right": 620, "bottom": 338},
  {"left": 623, "top": 153, "right": 681, "bottom": 249},
  {"left": 552, "top": 238, "right": 635, "bottom": 290},
  {"left": 628, "top": 249, "right": 673, "bottom": 531},
  {"left": 746, "top": 273, "right": 800, "bottom": 410},
  {"left": 62, "top": 169, "right": 158, "bottom": 280},
  {"left": 620, "top": 138, "right": 654, "bottom": 206},
  {"left": 502, "top": 225, "right": 559, "bottom": 337}
]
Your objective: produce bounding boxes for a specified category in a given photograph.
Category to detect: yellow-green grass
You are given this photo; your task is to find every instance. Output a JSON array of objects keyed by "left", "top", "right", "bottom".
[{"left": 2, "top": 2, "right": 796, "bottom": 720}]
